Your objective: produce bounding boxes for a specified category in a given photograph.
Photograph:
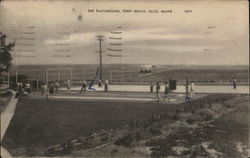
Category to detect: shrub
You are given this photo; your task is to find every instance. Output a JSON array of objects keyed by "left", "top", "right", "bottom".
[
  {"left": 149, "top": 127, "right": 162, "bottom": 136},
  {"left": 114, "top": 134, "right": 133, "bottom": 147},
  {"left": 110, "top": 148, "right": 118, "bottom": 154},
  {"left": 196, "top": 108, "right": 215, "bottom": 121}
]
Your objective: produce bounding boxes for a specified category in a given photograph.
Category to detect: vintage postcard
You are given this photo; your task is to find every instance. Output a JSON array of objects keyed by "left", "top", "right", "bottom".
[{"left": 0, "top": 0, "right": 249, "bottom": 157}]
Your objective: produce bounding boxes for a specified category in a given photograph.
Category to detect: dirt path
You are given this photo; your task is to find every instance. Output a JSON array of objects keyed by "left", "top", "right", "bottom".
[{"left": 58, "top": 84, "right": 249, "bottom": 94}]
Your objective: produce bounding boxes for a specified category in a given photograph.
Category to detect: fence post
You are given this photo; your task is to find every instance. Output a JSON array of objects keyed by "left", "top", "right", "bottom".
[
  {"left": 46, "top": 69, "right": 48, "bottom": 84},
  {"left": 70, "top": 69, "right": 73, "bottom": 86},
  {"left": 57, "top": 71, "right": 60, "bottom": 82},
  {"left": 15, "top": 70, "right": 18, "bottom": 83},
  {"left": 110, "top": 71, "right": 112, "bottom": 82},
  {"left": 7, "top": 71, "right": 10, "bottom": 88},
  {"left": 36, "top": 80, "right": 39, "bottom": 90},
  {"left": 82, "top": 70, "right": 85, "bottom": 80}
]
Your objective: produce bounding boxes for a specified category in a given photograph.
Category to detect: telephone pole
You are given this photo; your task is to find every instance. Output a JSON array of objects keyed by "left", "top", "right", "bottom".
[{"left": 96, "top": 35, "right": 104, "bottom": 80}]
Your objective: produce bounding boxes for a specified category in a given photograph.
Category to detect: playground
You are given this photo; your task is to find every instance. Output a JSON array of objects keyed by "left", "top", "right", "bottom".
[{"left": 1, "top": 64, "right": 249, "bottom": 157}]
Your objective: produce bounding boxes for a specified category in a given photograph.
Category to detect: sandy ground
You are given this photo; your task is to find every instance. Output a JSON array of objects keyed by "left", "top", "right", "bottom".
[{"left": 58, "top": 84, "right": 249, "bottom": 94}]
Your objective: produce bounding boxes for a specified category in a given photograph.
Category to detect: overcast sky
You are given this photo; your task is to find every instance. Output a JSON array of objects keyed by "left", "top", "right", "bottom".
[{"left": 0, "top": 0, "right": 248, "bottom": 65}]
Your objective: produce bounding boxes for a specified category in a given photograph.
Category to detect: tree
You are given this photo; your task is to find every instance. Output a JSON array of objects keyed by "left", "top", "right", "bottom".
[{"left": 0, "top": 32, "right": 15, "bottom": 81}]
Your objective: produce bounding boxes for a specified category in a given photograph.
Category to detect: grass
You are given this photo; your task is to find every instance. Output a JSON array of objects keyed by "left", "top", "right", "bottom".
[
  {"left": 0, "top": 90, "right": 13, "bottom": 112},
  {"left": 3, "top": 98, "right": 180, "bottom": 152},
  {"left": 3, "top": 94, "right": 247, "bottom": 157},
  {"left": 145, "top": 95, "right": 249, "bottom": 158}
]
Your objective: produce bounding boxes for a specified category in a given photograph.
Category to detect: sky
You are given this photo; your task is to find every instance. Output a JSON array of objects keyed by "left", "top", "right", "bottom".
[{"left": 0, "top": 0, "right": 249, "bottom": 65}]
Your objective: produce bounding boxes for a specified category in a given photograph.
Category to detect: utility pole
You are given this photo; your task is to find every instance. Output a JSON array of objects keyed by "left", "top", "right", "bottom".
[{"left": 96, "top": 35, "right": 104, "bottom": 80}]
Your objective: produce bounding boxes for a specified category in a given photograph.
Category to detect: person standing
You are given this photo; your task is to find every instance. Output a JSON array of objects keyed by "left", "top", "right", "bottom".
[
  {"left": 49, "top": 82, "right": 54, "bottom": 95},
  {"left": 164, "top": 81, "right": 169, "bottom": 101},
  {"left": 55, "top": 81, "right": 59, "bottom": 92},
  {"left": 25, "top": 82, "right": 31, "bottom": 94},
  {"left": 156, "top": 81, "right": 160, "bottom": 102},
  {"left": 21, "top": 82, "right": 25, "bottom": 96},
  {"left": 190, "top": 81, "right": 195, "bottom": 99},
  {"left": 67, "top": 80, "right": 71, "bottom": 94},
  {"left": 16, "top": 83, "right": 22, "bottom": 100},
  {"left": 104, "top": 80, "right": 109, "bottom": 92},
  {"left": 185, "top": 78, "right": 190, "bottom": 103},
  {"left": 150, "top": 82, "right": 154, "bottom": 93},
  {"left": 98, "top": 79, "right": 103, "bottom": 88},
  {"left": 233, "top": 78, "right": 237, "bottom": 89},
  {"left": 43, "top": 84, "right": 49, "bottom": 100},
  {"left": 41, "top": 83, "right": 45, "bottom": 95}
]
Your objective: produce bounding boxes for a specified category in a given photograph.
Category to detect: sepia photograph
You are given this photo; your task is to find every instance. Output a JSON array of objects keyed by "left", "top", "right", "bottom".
[{"left": 0, "top": 0, "right": 249, "bottom": 157}]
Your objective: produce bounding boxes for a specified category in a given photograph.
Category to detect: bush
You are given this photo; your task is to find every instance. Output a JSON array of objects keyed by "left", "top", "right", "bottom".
[
  {"left": 195, "top": 108, "right": 215, "bottom": 121},
  {"left": 179, "top": 113, "right": 202, "bottom": 124},
  {"left": 149, "top": 127, "right": 162, "bottom": 136},
  {"left": 0, "top": 91, "right": 12, "bottom": 97},
  {"left": 114, "top": 134, "right": 133, "bottom": 147},
  {"left": 150, "top": 146, "right": 170, "bottom": 158},
  {"left": 186, "top": 117, "right": 196, "bottom": 124},
  {"left": 110, "top": 148, "right": 118, "bottom": 154}
]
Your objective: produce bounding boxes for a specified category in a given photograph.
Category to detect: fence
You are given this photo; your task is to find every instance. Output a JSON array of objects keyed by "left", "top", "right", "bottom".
[{"left": 3, "top": 68, "right": 249, "bottom": 89}]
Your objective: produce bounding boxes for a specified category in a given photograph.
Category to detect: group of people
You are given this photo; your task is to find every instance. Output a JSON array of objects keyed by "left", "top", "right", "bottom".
[
  {"left": 153, "top": 81, "right": 174, "bottom": 102},
  {"left": 15, "top": 81, "right": 31, "bottom": 99},
  {"left": 39, "top": 79, "right": 108, "bottom": 98},
  {"left": 151, "top": 80, "right": 195, "bottom": 102},
  {"left": 41, "top": 81, "right": 59, "bottom": 99},
  {"left": 14, "top": 77, "right": 238, "bottom": 102},
  {"left": 79, "top": 79, "right": 109, "bottom": 94},
  {"left": 150, "top": 81, "right": 176, "bottom": 102}
]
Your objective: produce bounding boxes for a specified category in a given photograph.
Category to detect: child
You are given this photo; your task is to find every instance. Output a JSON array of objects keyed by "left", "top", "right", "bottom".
[{"left": 80, "top": 80, "right": 87, "bottom": 94}]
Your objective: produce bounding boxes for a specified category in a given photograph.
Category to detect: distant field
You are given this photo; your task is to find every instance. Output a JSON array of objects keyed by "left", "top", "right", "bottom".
[{"left": 134, "top": 69, "right": 249, "bottom": 83}]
